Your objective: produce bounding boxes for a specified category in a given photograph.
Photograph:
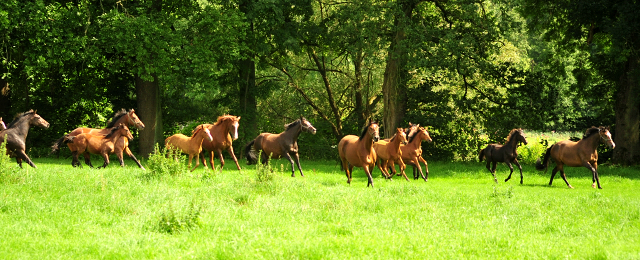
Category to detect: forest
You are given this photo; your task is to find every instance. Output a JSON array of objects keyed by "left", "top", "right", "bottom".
[{"left": 1, "top": 0, "right": 638, "bottom": 164}]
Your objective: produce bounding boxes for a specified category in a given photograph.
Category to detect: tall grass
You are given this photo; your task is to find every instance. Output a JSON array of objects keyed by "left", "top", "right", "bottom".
[{"left": 0, "top": 157, "right": 638, "bottom": 259}]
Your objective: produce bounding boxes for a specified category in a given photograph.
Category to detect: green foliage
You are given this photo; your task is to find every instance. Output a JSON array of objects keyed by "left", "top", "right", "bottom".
[
  {"left": 144, "top": 144, "right": 188, "bottom": 179},
  {"left": 0, "top": 138, "right": 20, "bottom": 183},
  {"left": 154, "top": 202, "right": 202, "bottom": 234},
  {"left": 255, "top": 151, "right": 276, "bottom": 182}
]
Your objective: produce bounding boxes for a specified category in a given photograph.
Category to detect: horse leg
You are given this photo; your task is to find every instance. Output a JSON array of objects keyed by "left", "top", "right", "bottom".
[
  {"left": 418, "top": 156, "right": 429, "bottom": 181},
  {"left": 412, "top": 157, "right": 426, "bottom": 181},
  {"left": 376, "top": 159, "right": 390, "bottom": 179},
  {"left": 513, "top": 159, "right": 523, "bottom": 184},
  {"left": 549, "top": 165, "right": 559, "bottom": 186},
  {"left": 83, "top": 152, "right": 94, "bottom": 168},
  {"left": 227, "top": 146, "right": 241, "bottom": 171},
  {"left": 125, "top": 147, "right": 145, "bottom": 170},
  {"left": 15, "top": 150, "right": 36, "bottom": 168},
  {"left": 117, "top": 150, "right": 125, "bottom": 167},
  {"left": 99, "top": 153, "right": 110, "bottom": 169},
  {"left": 485, "top": 160, "right": 497, "bottom": 182},
  {"left": 348, "top": 164, "right": 354, "bottom": 184},
  {"left": 340, "top": 157, "right": 351, "bottom": 184},
  {"left": 283, "top": 152, "right": 296, "bottom": 177},
  {"left": 557, "top": 165, "right": 573, "bottom": 189},
  {"left": 293, "top": 152, "right": 304, "bottom": 177},
  {"left": 189, "top": 153, "right": 200, "bottom": 172},
  {"left": 364, "top": 165, "right": 374, "bottom": 188},
  {"left": 199, "top": 151, "right": 209, "bottom": 170},
  {"left": 504, "top": 160, "right": 514, "bottom": 183},
  {"left": 584, "top": 161, "right": 602, "bottom": 189},
  {"left": 394, "top": 159, "right": 409, "bottom": 181}
]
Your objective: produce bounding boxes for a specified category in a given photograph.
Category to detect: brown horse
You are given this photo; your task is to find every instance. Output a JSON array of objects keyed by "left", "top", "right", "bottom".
[
  {"left": 64, "top": 123, "right": 134, "bottom": 168},
  {"left": 536, "top": 126, "right": 615, "bottom": 189},
  {"left": 165, "top": 124, "right": 214, "bottom": 172},
  {"left": 0, "top": 110, "right": 50, "bottom": 168},
  {"left": 51, "top": 109, "right": 145, "bottom": 158},
  {"left": 400, "top": 127, "right": 432, "bottom": 181},
  {"left": 338, "top": 120, "right": 380, "bottom": 187},
  {"left": 479, "top": 128, "right": 528, "bottom": 184},
  {"left": 244, "top": 116, "right": 317, "bottom": 177},
  {"left": 373, "top": 128, "right": 409, "bottom": 180},
  {"left": 200, "top": 115, "right": 241, "bottom": 171}
]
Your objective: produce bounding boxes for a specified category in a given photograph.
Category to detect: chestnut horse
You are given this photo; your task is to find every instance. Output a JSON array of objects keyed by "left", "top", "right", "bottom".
[
  {"left": 51, "top": 109, "right": 145, "bottom": 159},
  {"left": 0, "top": 110, "right": 50, "bottom": 168},
  {"left": 200, "top": 115, "right": 241, "bottom": 171},
  {"left": 479, "top": 128, "right": 528, "bottom": 184},
  {"left": 64, "top": 123, "right": 134, "bottom": 168},
  {"left": 338, "top": 120, "right": 380, "bottom": 187},
  {"left": 373, "top": 128, "right": 409, "bottom": 180},
  {"left": 400, "top": 127, "right": 432, "bottom": 181},
  {"left": 536, "top": 126, "right": 615, "bottom": 189},
  {"left": 244, "top": 116, "right": 317, "bottom": 177},
  {"left": 165, "top": 124, "right": 214, "bottom": 172}
]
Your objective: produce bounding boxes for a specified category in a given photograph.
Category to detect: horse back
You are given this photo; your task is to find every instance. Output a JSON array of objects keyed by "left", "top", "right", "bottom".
[
  {"left": 258, "top": 132, "right": 288, "bottom": 158},
  {"left": 552, "top": 140, "right": 595, "bottom": 166},
  {"left": 373, "top": 141, "right": 392, "bottom": 160}
]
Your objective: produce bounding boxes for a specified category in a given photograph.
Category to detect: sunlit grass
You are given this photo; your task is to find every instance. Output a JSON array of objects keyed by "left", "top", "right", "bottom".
[{"left": 0, "top": 157, "right": 638, "bottom": 259}]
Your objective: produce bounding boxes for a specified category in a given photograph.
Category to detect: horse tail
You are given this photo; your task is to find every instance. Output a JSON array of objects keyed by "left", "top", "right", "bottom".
[
  {"left": 51, "top": 135, "right": 68, "bottom": 154},
  {"left": 535, "top": 145, "right": 553, "bottom": 171},
  {"left": 479, "top": 147, "right": 486, "bottom": 162},
  {"left": 244, "top": 139, "right": 257, "bottom": 165},
  {"left": 62, "top": 135, "right": 76, "bottom": 144}
]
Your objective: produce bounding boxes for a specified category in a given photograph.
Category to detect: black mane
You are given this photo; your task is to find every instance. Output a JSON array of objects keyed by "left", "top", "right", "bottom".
[
  {"left": 285, "top": 119, "right": 302, "bottom": 130},
  {"left": 106, "top": 109, "right": 130, "bottom": 128},
  {"left": 505, "top": 128, "right": 522, "bottom": 143},
  {"left": 7, "top": 110, "right": 35, "bottom": 128},
  {"left": 582, "top": 127, "right": 601, "bottom": 140},
  {"left": 104, "top": 125, "right": 122, "bottom": 139},
  {"left": 358, "top": 121, "right": 377, "bottom": 141}
]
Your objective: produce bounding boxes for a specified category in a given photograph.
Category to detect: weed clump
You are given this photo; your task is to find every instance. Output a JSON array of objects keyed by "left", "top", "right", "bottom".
[
  {"left": 143, "top": 144, "right": 188, "bottom": 179},
  {"left": 155, "top": 202, "right": 202, "bottom": 234},
  {"left": 255, "top": 151, "right": 276, "bottom": 182},
  {"left": 0, "top": 138, "right": 20, "bottom": 184}
]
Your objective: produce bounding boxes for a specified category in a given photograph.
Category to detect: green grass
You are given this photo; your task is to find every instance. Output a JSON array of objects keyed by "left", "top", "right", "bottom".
[{"left": 1, "top": 157, "right": 639, "bottom": 259}]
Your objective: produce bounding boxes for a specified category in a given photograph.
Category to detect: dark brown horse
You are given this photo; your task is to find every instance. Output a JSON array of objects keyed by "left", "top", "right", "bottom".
[
  {"left": 338, "top": 120, "right": 380, "bottom": 187},
  {"left": 0, "top": 110, "right": 50, "bottom": 168},
  {"left": 244, "top": 116, "right": 316, "bottom": 177},
  {"left": 536, "top": 126, "right": 615, "bottom": 189},
  {"left": 479, "top": 128, "right": 528, "bottom": 184},
  {"left": 64, "top": 123, "right": 134, "bottom": 169},
  {"left": 200, "top": 115, "right": 241, "bottom": 171},
  {"left": 51, "top": 109, "right": 144, "bottom": 158}
]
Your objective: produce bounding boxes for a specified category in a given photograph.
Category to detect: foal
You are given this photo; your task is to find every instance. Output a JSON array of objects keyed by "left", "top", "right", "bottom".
[
  {"left": 373, "top": 128, "right": 409, "bottom": 180},
  {"left": 200, "top": 115, "right": 241, "bottom": 171},
  {"left": 65, "top": 123, "right": 134, "bottom": 168},
  {"left": 165, "top": 125, "right": 214, "bottom": 172},
  {"left": 479, "top": 128, "right": 528, "bottom": 184},
  {"left": 400, "top": 127, "right": 432, "bottom": 181}
]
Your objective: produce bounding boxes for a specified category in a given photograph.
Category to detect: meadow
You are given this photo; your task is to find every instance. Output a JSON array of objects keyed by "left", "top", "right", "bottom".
[{"left": 1, "top": 152, "right": 639, "bottom": 259}]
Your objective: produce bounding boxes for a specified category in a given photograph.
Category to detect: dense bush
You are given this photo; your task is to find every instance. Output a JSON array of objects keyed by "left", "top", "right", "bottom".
[{"left": 143, "top": 144, "right": 189, "bottom": 178}]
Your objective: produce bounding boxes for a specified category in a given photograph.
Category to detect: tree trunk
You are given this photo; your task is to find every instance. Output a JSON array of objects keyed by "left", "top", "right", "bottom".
[
  {"left": 136, "top": 74, "right": 162, "bottom": 158},
  {"left": 237, "top": 57, "right": 258, "bottom": 143},
  {"left": 353, "top": 51, "right": 366, "bottom": 127},
  {"left": 612, "top": 57, "right": 640, "bottom": 165},
  {"left": 0, "top": 76, "right": 10, "bottom": 117}
]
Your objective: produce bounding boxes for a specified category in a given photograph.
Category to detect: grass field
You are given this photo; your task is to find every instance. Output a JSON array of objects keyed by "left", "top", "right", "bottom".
[{"left": 1, "top": 156, "right": 639, "bottom": 259}]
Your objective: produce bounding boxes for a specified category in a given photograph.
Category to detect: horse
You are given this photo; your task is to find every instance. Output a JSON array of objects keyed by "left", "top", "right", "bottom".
[
  {"left": 200, "top": 115, "right": 241, "bottom": 171},
  {"left": 64, "top": 123, "right": 134, "bottom": 169},
  {"left": 244, "top": 116, "right": 317, "bottom": 177},
  {"left": 0, "top": 110, "right": 50, "bottom": 168},
  {"left": 400, "top": 126, "right": 432, "bottom": 181},
  {"left": 536, "top": 126, "right": 615, "bottom": 189},
  {"left": 165, "top": 124, "right": 214, "bottom": 172},
  {"left": 479, "top": 128, "right": 528, "bottom": 184},
  {"left": 51, "top": 109, "right": 145, "bottom": 164},
  {"left": 338, "top": 120, "right": 380, "bottom": 187},
  {"left": 373, "top": 128, "right": 409, "bottom": 180}
]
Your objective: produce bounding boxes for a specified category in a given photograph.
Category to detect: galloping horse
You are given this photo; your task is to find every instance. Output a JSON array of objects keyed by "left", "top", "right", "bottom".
[
  {"left": 51, "top": 109, "right": 145, "bottom": 166},
  {"left": 244, "top": 116, "right": 317, "bottom": 177},
  {"left": 338, "top": 120, "right": 380, "bottom": 187},
  {"left": 200, "top": 115, "right": 241, "bottom": 171},
  {"left": 479, "top": 128, "right": 528, "bottom": 184},
  {"left": 0, "top": 110, "right": 50, "bottom": 168},
  {"left": 536, "top": 126, "right": 615, "bottom": 189},
  {"left": 165, "top": 125, "right": 214, "bottom": 172},
  {"left": 64, "top": 123, "right": 134, "bottom": 168},
  {"left": 373, "top": 128, "right": 409, "bottom": 180},
  {"left": 400, "top": 126, "right": 432, "bottom": 181}
]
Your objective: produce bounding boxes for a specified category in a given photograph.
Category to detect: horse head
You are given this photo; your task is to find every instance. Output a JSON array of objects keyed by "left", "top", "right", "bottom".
[
  {"left": 406, "top": 122, "right": 419, "bottom": 138},
  {"left": 300, "top": 116, "right": 317, "bottom": 135},
  {"left": 395, "top": 128, "right": 408, "bottom": 145},
  {"left": 368, "top": 120, "right": 380, "bottom": 142},
  {"left": 599, "top": 126, "right": 615, "bottom": 149},
  {"left": 516, "top": 128, "right": 528, "bottom": 145},
  {"left": 229, "top": 116, "right": 240, "bottom": 140},
  {"left": 419, "top": 127, "right": 432, "bottom": 143},
  {"left": 120, "top": 124, "right": 134, "bottom": 141},
  {"left": 29, "top": 110, "right": 50, "bottom": 129},
  {"left": 197, "top": 125, "right": 213, "bottom": 142},
  {"left": 127, "top": 109, "right": 145, "bottom": 130}
]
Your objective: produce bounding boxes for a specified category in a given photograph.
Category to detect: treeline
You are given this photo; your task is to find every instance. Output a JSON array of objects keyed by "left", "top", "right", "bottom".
[{"left": 0, "top": 0, "right": 638, "bottom": 163}]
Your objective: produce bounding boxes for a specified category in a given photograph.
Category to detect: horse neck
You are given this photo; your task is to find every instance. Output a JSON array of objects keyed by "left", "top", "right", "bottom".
[
  {"left": 407, "top": 133, "right": 423, "bottom": 149},
  {"left": 360, "top": 132, "right": 375, "bottom": 151},
  {"left": 282, "top": 123, "right": 302, "bottom": 143},
  {"left": 504, "top": 135, "right": 519, "bottom": 152},
  {"left": 192, "top": 130, "right": 207, "bottom": 143},
  {"left": 9, "top": 117, "right": 32, "bottom": 138},
  {"left": 580, "top": 133, "right": 601, "bottom": 151},
  {"left": 115, "top": 114, "right": 133, "bottom": 127},
  {"left": 216, "top": 121, "right": 231, "bottom": 136},
  {"left": 390, "top": 136, "right": 403, "bottom": 152}
]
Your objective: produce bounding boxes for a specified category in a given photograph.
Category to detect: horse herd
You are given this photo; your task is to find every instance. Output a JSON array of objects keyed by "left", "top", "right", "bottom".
[{"left": 0, "top": 110, "right": 615, "bottom": 189}]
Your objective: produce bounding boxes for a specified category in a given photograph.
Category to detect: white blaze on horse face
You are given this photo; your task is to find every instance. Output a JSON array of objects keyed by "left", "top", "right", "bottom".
[
  {"left": 204, "top": 128, "right": 214, "bottom": 142},
  {"left": 232, "top": 122, "right": 239, "bottom": 140},
  {"left": 0, "top": 121, "right": 5, "bottom": 130},
  {"left": 604, "top": 131, "right": 615, "bottom": 149}
]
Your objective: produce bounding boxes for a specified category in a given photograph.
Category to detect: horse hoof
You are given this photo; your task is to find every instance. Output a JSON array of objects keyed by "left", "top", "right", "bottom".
[
  {"left": 568, "top": 185, "right": 574, "bottom": 189},
  {"left": 520, "top": 181, "right": 523, "bottom": 185},
  {"left": 504, "top": 178, "right": 509, "bottom": 182}
]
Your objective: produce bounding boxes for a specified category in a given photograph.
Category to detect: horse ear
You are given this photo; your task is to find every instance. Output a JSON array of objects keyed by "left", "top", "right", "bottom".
[{"left": 237, "top": 116, "right": 241, "bottom": 121}]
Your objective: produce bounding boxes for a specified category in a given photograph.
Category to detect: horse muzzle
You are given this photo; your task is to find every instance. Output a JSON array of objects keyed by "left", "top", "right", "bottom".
[{"left": 373, "top": 136, "right": 380, "bottom": 142}]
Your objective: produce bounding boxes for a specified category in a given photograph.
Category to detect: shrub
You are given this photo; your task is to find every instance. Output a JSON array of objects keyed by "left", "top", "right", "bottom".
[
  {"left": 0, "top": 138, "right": 20, "bottom": 184},
  {"left": 143, "top": 144, "right": 188, "bottom": 179},
  {"left": 155, "top": 202, "right": 202, "bottom": 234},
  {"left": 255, "top": 151, "right": 276, "bottom": 182}
]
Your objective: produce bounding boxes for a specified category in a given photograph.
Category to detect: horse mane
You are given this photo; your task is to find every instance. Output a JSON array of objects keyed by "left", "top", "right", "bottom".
[
  {"left": 191, "top": 125, "right": 203, "bottom": 136},
  {"left": 104, "top": 125, "right": 122, "bottom": 139},
  {"left": 358, "top": 121, "right": 377, "bottom": 141},
  {"left": 582, "top": 126, "right": 601, "bottom": 140},
  {"left": 505, "top": 128, "right": 522, "bottom": 143},
  {"left": 214, "top": 115, "right": 237, "bottom": 125},
  {"left": 106, "top": 109, "right": 130, "bottom": 128},
  {"left": 407, "top": 127, "right": 421, "bottom": 143},
  {"left": 7, "top": 109, "right": 35, "bottom": 128},
  {"left": 285, "top": 119, "right": 302, "bottom": 130}
]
